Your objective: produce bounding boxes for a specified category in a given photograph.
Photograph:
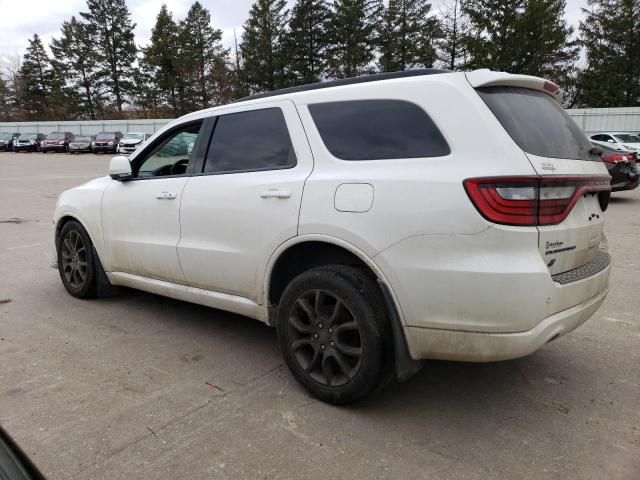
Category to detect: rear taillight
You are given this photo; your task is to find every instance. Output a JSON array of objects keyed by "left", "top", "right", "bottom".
[
  {"left": 602, "top": 154, "right": 630, "bottom": 164},
  {"left": 464, "top": 176, "right": 611, "bottom": 226}
]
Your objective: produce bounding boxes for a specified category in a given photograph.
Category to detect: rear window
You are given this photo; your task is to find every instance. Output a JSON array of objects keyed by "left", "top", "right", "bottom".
[
  {"left": 308, "top": 100, "right": 450, "bottom": 160},
  {"left": 477, "top": 86, "right": 598, "bottom": 161}
]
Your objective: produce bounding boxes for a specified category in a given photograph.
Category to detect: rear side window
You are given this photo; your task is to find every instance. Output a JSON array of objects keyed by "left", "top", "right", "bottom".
[
  {"left": 477, "top": 86, "right": 598, "bottom": 161},
  {"left": 308, "top": 100, "right": 450, "bottom": 160},
  {"left": 204, "top": 108, "right": 296, "bottom": 174}
]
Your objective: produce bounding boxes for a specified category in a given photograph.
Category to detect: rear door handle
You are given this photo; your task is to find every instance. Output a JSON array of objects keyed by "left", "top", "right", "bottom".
[
  {"left": 260, "top": 189, "right": 291, "bottom": 199},
  {"left": 156, "top": 192, "right": 177, "bottom": 200}
]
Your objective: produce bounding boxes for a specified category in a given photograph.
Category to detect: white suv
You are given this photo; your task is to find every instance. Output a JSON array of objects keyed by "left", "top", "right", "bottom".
[{"left": 52, "top": 69, "right": 612, "bottom": 404}]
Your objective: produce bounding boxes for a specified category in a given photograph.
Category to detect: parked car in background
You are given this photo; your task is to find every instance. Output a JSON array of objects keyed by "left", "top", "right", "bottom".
[
  {"left": 41, "top": 131, "right": 75, "bottom": 153},
  {"left": 53, "top": 69, "right": 612, "bottom": 404},
  {"left": 590, "top": 132, "right": 640, "bottom": 156},
  {"left": 594, "top": 142, "right": 639, "bottom": 192},
  {"left": 92, "top": 131, "right": 122, "bottom": 153},
  {"left": 0, "top": 132, "right": 20, "bottom": 151},
  {"left": 117, "top": 132, "right": 150, "bottom": 155},
  {"left": 69, "top": 135, "right": 95, "bottom": 153},
  {"left": 13, "top": 133, "right": 45, "bottom": 152}
]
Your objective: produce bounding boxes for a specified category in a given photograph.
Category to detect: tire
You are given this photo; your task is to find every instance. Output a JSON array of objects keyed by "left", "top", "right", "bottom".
[
  {"left": 56, "top": 220, "right": 97, "bottom": 299},
  {"left": 42, "top": 149, "right": 47, "bottom": 154},
  {"left": 276, "top": 265, "right": 390, "bottom": 405}
]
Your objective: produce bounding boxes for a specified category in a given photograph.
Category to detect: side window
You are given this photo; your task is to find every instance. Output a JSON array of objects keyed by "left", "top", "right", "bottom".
[
  {"left": 134, "top": 122, "right": 202, "bottom": 178},
  {"left": 203, "top": 107, "right": 296, "bottom": 174},
  {"left": 308, "top": 100, "right": 450, "bottom": 160}
]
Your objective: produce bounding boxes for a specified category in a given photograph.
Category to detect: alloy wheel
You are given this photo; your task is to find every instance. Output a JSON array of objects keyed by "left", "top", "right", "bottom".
[
  {"left": 287, "top": 289, "right": 363, "bottom": 387},
  {"left": 60, "top": 230, "right": 88, "bottom": 289}
]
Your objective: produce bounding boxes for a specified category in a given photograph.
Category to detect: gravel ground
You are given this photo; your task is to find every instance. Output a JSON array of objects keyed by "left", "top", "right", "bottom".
[{"left": 0, "top": 151, "right": 638, "bottom": 480}]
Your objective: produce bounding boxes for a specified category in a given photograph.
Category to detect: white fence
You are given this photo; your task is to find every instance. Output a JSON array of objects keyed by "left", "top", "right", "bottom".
[
  {"left": 1, "top": 108, "right": 640, "bottom": 136},
  {"left": 0, "top": 119, "right": 173, "bottom": 135},
  {"left": 566, "top": 108, "right": 640, "bottom": 135}
]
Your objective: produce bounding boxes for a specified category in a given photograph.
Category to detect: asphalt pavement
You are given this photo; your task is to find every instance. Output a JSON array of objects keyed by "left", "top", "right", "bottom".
[{"left": 0, "top": 151, "right": 638, "bottom": 479}]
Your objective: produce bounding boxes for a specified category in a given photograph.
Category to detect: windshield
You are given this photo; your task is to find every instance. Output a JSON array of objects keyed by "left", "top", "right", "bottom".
[
  {"left": 19, "top": 133, "right": 37, "bottom": 140},
  {"left": 613, "top": 134, "right": 640, "bottom": 143},
  {"left": 123, "top": 133, "right": 144, "bottom": 140},
  {"left": 47, "top": 132, "right": 64, "bottom": 139},
  {"left": 96, "top": 133, "right": 116, "bottom": 140},
  {"left": 74, "top": 136, "right": 91, "bottom": 142},
  {"left": 477, "top": 86, "right": 599, "bottom": 161}
]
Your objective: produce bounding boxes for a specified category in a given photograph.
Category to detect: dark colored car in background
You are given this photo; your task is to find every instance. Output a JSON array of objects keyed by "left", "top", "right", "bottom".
[
  {"left": 68, "top": 135, "right": 95, "bottom": 153},
  {"left": 41, "top": 132, "right": 75, "bottom": 153},
  {"left": 92, "top": 131, "right": 123, "bottom": 153},
  {"left": 0, "top": 132, "right": 20, "bottom": 151},
  {"left": 13, "top": 133, "right": 46, "bottom": 152},
  {"left": 596, "top": 142, "right": 639, "bottom": 192}
]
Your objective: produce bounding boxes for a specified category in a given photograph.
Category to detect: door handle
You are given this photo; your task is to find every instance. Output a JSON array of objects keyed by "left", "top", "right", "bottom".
[
  {"left": 260, "top": 189, "right": 291, "bottom": 199},
  {"left": 156, "top": 192, "right": 177, "bottom": 200}
]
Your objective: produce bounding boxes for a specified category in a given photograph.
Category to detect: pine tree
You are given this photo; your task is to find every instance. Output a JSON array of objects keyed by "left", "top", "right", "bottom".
[
  {"left": 327, "top": 0, "right": 382, "bottom": 78},
  {"left": 576, "top": 0, "right": 640, "bottom": 107},
  {"left": 50, "top": 17, "right": 101, "bottom": 119},
  {"left": 142, "top": 5, "right": 181, "bottom": 113},
  {"left": 437, "top": 0, "right": 470, "bottom": 70},
  {"left": 20, "top": 34, "right": 59, "bottom": 119},
  {"left": 284, "top": 0, "right": 330, "bottom": 85},
  {"left": 377, "top": 0, "right": 440, "bottom": 72},
  {"left": 179, "top": 1, "right": 230, "bottom": 109},
  {"left": 0, "top": 75, "right": 9, "bottom": 121},
  {"left": 80, "top": 0, "right": 137, "bottom": 113},
  {"left": 462, "top": 0, "right": 527, "bottom": 71},
  {"left": 512, "top": 0, "right": 578, "bottom": 86},
  {"left": 240, "top": 0, "right": 290, "bottom": 93}
]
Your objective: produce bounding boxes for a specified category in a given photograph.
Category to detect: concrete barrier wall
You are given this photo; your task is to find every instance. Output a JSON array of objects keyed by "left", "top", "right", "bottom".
[{"left": 0, "top": 119, "right": 174, "bottom": 135}]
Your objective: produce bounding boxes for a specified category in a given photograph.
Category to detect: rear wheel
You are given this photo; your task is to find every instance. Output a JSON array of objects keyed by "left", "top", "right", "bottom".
[
  {"left": 57, "top": 220, "right": 97, "bottom": 298},
  {"left": 276, "top": 265, "right": 390, "bottom": 404}
]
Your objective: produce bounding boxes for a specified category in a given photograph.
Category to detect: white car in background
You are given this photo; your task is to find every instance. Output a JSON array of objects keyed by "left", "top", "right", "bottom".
[
  {"left": 52, "top": 69, "right": 612, "bottom": 404},
  {"left": 117, "top": 132, "right": 151, "bottom": 155},
  {"left": 590, "top": 132, "right": 640, "bottom": 154}
]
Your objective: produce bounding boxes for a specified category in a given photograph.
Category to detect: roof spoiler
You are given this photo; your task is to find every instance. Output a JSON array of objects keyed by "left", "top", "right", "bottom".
[{"left": 466, "top": 69, "right": 563, "bottom": 103}]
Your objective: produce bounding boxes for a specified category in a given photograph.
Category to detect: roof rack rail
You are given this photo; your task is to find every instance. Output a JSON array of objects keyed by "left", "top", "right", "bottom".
[{"left": 235, "top": 68, "right": 451, "bottom": 103}]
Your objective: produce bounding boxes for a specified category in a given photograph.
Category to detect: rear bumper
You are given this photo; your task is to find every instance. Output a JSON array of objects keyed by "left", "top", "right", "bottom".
[{"left": 404, "top": 285, "right": 608, "bottom": 362}]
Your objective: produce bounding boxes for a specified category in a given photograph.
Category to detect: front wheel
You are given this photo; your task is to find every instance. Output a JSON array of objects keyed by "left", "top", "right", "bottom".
[
  {"left": 276, "top": 265, "right": 390, "bottom": 405},
  {"left": 56, "top": 220, "right": 97, "bottom": 298}
]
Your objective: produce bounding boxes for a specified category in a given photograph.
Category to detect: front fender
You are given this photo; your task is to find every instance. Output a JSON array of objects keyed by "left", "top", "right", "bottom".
[{"left": 53, "top": 176, "right": 111, "bottom": 269}]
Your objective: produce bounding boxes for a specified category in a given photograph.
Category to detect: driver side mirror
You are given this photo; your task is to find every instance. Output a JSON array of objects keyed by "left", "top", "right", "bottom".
[{"left": 109, "top": 155, "right": 133, "bottom": 181}]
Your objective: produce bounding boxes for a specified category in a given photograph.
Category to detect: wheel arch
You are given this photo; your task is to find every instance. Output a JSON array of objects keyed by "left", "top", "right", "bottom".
[
  {"left": 264, "top": 235, "right": 423, "bottom": 382},
  {"left": 265, "top": 235, "right": 393, "bottom": 309}
]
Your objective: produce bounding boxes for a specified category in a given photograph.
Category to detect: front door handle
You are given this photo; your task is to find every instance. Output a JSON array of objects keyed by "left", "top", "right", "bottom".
[
  {"left": 260, "top": 189, "right": 291, "bottom": 199},
  {"left": 156, "top": 192, "right": 177, "bottom": 200}
]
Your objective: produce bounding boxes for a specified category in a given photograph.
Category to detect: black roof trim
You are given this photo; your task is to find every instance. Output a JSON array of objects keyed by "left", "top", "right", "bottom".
[{"left": 235, "top": 69, "right": 451, "bottom": 103}]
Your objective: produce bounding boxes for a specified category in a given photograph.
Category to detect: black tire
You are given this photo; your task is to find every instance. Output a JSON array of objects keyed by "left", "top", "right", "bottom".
[
  {"left": 42, "top": 149, "right": 47, "bottom": 154},
  {"left": 276, "top": 265, "right": 390, "bottom": 405},
  {"left": 56, "top": 220, "right": 97, "bottom": 298}
]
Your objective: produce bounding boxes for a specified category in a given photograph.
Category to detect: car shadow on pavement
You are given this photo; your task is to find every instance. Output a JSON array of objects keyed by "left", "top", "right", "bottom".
[{"left": 100, "top": 287, "right": 593, "bottom": 420}]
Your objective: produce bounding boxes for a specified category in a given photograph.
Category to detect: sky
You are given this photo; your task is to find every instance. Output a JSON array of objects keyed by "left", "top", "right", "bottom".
[{"left": 0, "top": 0, "right": 588, "bottom": 62}]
